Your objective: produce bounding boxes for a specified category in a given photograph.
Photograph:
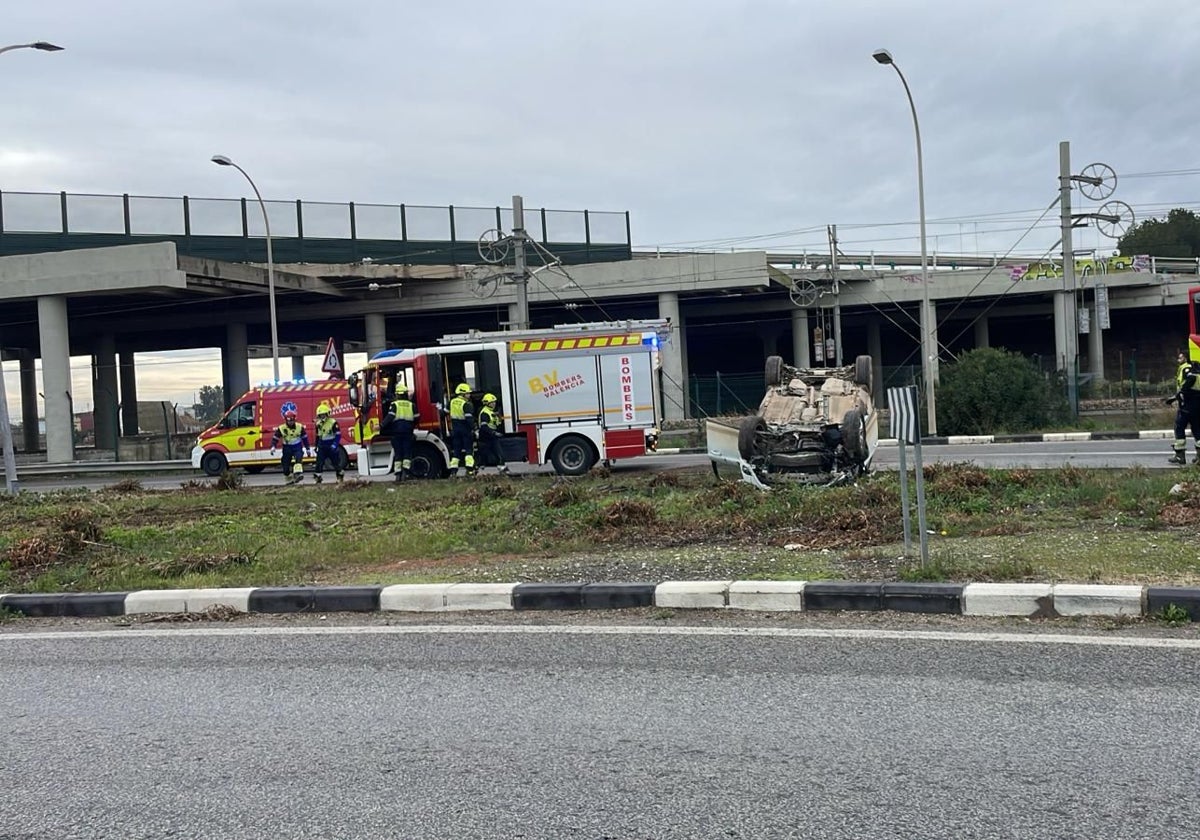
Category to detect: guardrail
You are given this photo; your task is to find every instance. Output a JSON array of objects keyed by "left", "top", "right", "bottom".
[{"left": 0, "top": 460, "right": 192, "bottom": 477}]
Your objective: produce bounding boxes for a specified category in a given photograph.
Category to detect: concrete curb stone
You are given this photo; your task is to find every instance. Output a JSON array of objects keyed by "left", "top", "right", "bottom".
[{"left": 3, "top": 582, "right": 1200, "bottom": 621}]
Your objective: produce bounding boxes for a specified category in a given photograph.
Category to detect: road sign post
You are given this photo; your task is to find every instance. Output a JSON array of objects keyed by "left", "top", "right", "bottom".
[{"left": 888, "top": 385, "right": 929, "bottom": 565}]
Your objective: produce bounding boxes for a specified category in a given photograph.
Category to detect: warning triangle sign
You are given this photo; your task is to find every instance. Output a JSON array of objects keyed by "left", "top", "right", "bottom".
[{"left": 321, "top": 338, "right": 343, "bottom": 377}]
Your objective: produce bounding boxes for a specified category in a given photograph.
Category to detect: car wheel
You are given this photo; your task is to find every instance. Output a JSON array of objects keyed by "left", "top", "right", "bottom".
[
  {"left": 738, "top": 415, "right": 767, "bottom": 460},
  {"left": 550, "top": 435, "right": 597, "bottom": 476},
  {"left": 764, "top": 355, "right": 784, "bottom": 387},
  {"left": 409, "top": 443, "right": 447, "bottom": 479},
  {"left": 841, "top": 408, "right": 867, "bottom": 462},
  {"left": 200, "top": 451, "right": 228, "bottom": 477}
]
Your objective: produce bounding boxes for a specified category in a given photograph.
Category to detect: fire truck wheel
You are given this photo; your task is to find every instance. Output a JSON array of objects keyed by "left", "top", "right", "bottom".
[
  {"left": 200, "top": 451, "right": 228, "bottom": 477},
  {"left": 244, "top": 466, "right": 266, "bottom": 475},
  {"left": 409, "top": 443, "right": 448, "bottom": 479},
  {"left": 764, "top": 355, "right": 784, "bottom": 387},
  {"left": 549, "top": 435, "right": 597, "bottom": 476}
]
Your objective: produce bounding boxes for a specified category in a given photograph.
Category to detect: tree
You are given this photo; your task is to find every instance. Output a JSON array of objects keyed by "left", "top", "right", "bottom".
[
  {"left": 937, "top": 348, "right": 1070, "bottom": 435},
  {"left": 1117, "top": 208, "right": 1200, "bottom": 258},
  {"left": 193, "top": 385, "right": 225, "bottom": 424}
]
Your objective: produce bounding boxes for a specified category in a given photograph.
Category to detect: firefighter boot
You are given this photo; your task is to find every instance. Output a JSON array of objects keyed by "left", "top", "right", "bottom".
[
  {"left": 1169, "top": 449, "right": 1187, "bottom": 465},
  {"left": 336, "top": 471, "right": 344, "bottom": 483},
  {"left": 394, "top": 461, "right": 404, "bottom": 483},
  {"left": 314, "top": 474, "right": 324, "bottom": 484},
  {"left": 293, "top": 463, "right": 304, "bottom": 483}
]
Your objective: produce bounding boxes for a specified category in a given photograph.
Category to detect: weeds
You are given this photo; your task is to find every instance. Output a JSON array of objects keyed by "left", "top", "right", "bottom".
[
  {"left": 1157, "top": 603, "right": 1192, "bottom": 626},
  {"left": 103, "top": 478, "right": 144, "bottom": 495},
  {"left": 215, "top": 470, "right": 244, "bottom": 491}
]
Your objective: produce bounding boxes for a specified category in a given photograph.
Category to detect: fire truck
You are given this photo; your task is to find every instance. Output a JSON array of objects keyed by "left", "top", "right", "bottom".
[{"left": 349, "top": 320, "right": 671, "bottom": 478}]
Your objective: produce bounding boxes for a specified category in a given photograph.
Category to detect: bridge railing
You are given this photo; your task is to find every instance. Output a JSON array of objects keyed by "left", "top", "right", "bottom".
[{"left": 0, "top": 190, "right": 632, "bottom": 265}]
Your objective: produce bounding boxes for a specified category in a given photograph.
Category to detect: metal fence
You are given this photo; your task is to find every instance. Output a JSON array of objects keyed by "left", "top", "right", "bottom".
[{"left": 0, "top": 190, "right": 633, "bottom": 266}]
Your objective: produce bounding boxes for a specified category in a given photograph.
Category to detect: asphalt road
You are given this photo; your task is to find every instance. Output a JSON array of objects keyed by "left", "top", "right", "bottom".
[
  {"left": 14, "top": 439, "right": 1190, "bottom": 492},
  {"left": 3, "top": 624, "right": 1199, "bottom": 839}
]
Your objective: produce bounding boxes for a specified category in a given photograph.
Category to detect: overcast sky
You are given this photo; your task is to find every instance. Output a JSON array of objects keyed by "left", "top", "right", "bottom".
[{"left": 3, "top": 0, "right": 1200, "bottom": 418}]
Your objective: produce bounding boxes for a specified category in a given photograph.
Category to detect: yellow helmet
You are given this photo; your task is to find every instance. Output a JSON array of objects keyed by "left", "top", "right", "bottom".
[
  {"left": 395, "top": 380, "right": 409, "bottom": 394},
  {"left": 482, "top": 393, "right": 497, "bottom": 404},
  {"left": 316, "top": 402, "right": 331, "bottom": 417},
  {"left": 455, "top": 383, "right": 471, "bottom": 395}
]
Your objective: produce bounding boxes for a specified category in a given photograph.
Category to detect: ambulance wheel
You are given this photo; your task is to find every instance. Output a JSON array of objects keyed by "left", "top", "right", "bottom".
[
  {"left": 550, "top": 435, "right": 597, "bottom": 476},
  {"left": 200, "top": 451, "right": 228, "bottom": 477},
  {"left": 244, "top": 466, "right": 265, "bottom": 475},
  {"left": 336, "top": 446, "right": 350, "bottom": 472},
  {"left": 409, "top": 443, "right": 447, "bottom": 479}
]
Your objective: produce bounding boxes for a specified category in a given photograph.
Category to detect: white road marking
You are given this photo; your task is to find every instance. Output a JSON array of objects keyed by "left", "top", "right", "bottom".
[{"left": 2, "top": 623, "right": 1200, "bottom": 649}]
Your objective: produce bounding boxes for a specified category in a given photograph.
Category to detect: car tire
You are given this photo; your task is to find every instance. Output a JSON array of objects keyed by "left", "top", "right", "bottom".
[
  {"left": 549, "top": 435, "right": 597, "bottom": 476},
  {"left": 764, "top": 355, "right": 784, "bottom": 387},
  {"left": 841, "top": 408, "right": 867, "bottom": 462},
  {"left": 854, "top": 355, "right": 873, "bottom": 391},
  {"left": 738, "top": 415, "right": 767, "bottom": 460},
  {"left": 409, "top": 442, "right": 447, "bottom": 479},
  {"left": 200, "top": 451, "right": 228, "bottom": 477}
]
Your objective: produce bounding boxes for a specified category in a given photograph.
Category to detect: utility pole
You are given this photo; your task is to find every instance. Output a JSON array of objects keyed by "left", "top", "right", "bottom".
[
  {"left": 1059, "top": 141, "right": 1079, "bottom": 416},
  {"left": 829, "top": 225, "right": 843, "bottom": 366},
  {"left": 511, "top": 195, "right": 530, "bottom": 331}
]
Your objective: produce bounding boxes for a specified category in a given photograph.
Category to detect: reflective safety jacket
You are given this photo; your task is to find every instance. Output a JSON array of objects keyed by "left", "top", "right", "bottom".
[
  {"left": 479, "top": 405, "right": 501, "bottom": 432},
  {"left": 272, "top": 421, "right": 309, "bottom": 449},
  {"left": 315, "top": 416, "right": 341, "bottom": 445},
  {"left": 449, "top": 395, "right": 473, "bottom": 423},
  {"left": 391, "top": 396, "right": 416, "bottom": 422},
  {"left": 1178, "top": 361, "right": 1191, "bottom": 391}
]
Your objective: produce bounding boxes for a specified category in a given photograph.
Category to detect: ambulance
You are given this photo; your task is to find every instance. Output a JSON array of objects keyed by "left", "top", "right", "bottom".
[
  {"left": 191, "top": 380, "right": 359, "bottom": 475},
  {"left": 349, "top": 320, "right": 670, "bottom": 478}
]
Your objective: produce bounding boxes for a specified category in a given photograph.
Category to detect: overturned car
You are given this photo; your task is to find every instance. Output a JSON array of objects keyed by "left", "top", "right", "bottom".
[{"left": 706, "top": 354, "right": 878, "bottom": 489}]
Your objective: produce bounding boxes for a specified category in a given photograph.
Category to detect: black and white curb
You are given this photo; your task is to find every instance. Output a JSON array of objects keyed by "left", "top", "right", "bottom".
[{"left": 2, "top": 582, "right": 1198, "bottom": 620}]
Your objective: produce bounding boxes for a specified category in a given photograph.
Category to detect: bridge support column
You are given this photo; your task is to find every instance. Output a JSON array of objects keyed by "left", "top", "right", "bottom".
[
  {"left": 222, "top": 323, "right": 250, "bottom": 409},
  {"left": 974, "top": 316, "right": 990, "bottom": 350},
  {"left": 92, "top": 334, "right": 118, "bottom": 451},
  {"left": 119, "top": 352, "right": 139, "bottom": 436},
  {"left": 37, "top": 296, "right": 74, "bottom": 463},
  {"left": 19, "top": 351, "right": 38, "bottom": 453},
  {"left": 791, "top": 309, "right": 811, "bottom": 368},
  {"left": 1088, "top": 298, "right": 1105, "bottom": 383},
  {"left": 658, "top": 292, "right": 686, "bottom": 419},
  {"left": 291, "top": 355, "right": 306, "bottom": 382},
  {"left": 365, "top": 313, "right": 387, "bottom": 358},
  {"left": 867, "top": 316, "right": 883, "bottom": 400}
]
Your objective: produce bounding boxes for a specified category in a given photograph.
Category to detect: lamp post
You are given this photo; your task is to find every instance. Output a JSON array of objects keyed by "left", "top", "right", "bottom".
[
  {"left": 873, "top": 48, "right": 938, "bottom": 436},
  {"left": 211, "top": 155, "right": 281, "bottom": 383},
  {"left": 0, "top": 40, "right": 62, "bottom": 492}
]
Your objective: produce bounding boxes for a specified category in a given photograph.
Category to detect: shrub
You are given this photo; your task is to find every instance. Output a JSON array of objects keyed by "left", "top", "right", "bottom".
[{"left": 937, "top": 347, "right": 1071, "bottom": 435}]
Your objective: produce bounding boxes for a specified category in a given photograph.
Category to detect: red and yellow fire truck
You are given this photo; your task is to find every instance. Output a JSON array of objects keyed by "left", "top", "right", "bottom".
[
  {"left": 349, "top": 320, "right": 670, "bottom": 477},
  {"left": 1189, "top": 285, "right": 1200, "bottom": 363}
]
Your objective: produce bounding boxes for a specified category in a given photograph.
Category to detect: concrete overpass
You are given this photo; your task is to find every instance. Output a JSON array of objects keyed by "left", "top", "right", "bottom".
[{"left": 0, "top": 239, "right": 1195, "bottom": 464}]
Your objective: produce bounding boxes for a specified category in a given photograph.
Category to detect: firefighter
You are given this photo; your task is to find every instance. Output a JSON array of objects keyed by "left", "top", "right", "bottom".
[
  {"left": 270, "top": 409, "right": 312, "bottom": 484},
  {"left": 312, "top": 402, "right": 344, "bottom": 484},
  {"left": 388, "top": 381, "right": 417, "bottom": 482},
  {"left": 1167, "top": 359, "right": 1200, "bottom": 465},
  {"left": 448, "top": 382, "right": 475, "bottom": 476},
  {"left": 476, "top": 392, "right": 509, "bottom": 475}
]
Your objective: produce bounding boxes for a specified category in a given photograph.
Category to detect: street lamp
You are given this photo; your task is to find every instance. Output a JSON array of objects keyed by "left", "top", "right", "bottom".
[
  {"left": 0, "top": 41, "right": 64, "bottom": 56},
  {"left": 0, "top": 41, "right": 62, "bottom": 492},
  {"left": 211, "top": 154, "right": 281, "bottom": 383},
  {"left": 873, "top": 48, "right": 938, "bottom": 436}
]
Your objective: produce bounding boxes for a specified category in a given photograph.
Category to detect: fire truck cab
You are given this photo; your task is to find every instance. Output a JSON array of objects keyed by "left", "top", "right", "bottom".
[{"left": 349, "top": 320, "right": 669, "bottom": 478}]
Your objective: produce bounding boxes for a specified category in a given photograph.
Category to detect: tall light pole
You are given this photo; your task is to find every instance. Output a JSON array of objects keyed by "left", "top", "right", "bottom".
[
  {"left": 211, "top": 155, "right": 281, "bottom": 383},
  {"left": 873, "top": 48, "right": 938, "bottom": 436},
  {"left": 0, "top": 40, "right": 62, "bottom": 492}
]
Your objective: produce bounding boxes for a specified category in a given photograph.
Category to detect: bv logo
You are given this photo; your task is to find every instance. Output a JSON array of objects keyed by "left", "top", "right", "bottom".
[{"left": 528, "top": 371, "right": 559, "bottom": 394}]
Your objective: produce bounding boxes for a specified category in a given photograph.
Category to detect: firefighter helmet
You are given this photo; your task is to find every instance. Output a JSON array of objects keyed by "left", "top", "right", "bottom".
[
  {"left": 284, "top": 409, "right": 297, "bottom": 422},
  {"left": 455, "top": 383, "right": 471, "bottom": 395},
  {"left": 395, "top": 380, "right": 409, "bottom": 395},
  {"left": 316, "top": 402, "right": 331, "bottom": 417},
  {"left": 482, "top": 393, "right": 497, "bottom": 405}
]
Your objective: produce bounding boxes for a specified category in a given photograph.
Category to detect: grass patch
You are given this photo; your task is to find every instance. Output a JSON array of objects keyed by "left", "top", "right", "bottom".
[{"left": 1, "top": 465, "right": 1198, "bottom": 593}]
